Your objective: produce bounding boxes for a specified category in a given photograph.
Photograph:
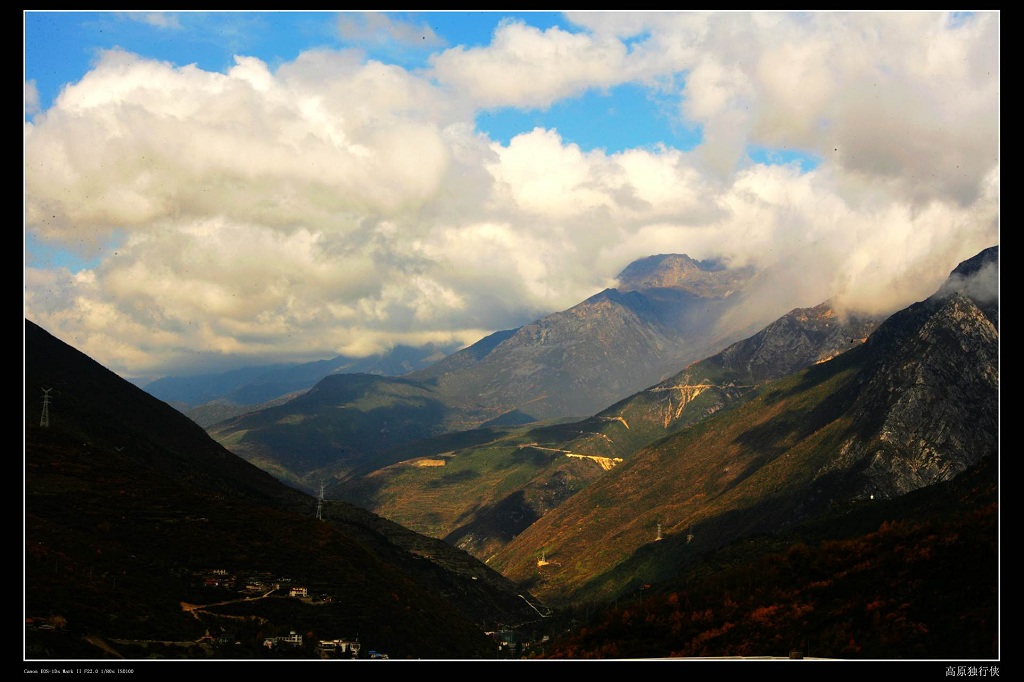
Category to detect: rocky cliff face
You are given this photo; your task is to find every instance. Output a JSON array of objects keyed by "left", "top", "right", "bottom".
[
  {"left": 824, "top": 246, "right": 999, "bottom": 499},
  {"left": 705, "top": 301, "right": 883, "bottom": 383}
]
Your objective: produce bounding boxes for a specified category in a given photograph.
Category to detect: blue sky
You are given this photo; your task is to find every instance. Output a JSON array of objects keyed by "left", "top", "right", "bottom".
[{"left": 24, "top": 11, "right": 998, "bottom": 377}]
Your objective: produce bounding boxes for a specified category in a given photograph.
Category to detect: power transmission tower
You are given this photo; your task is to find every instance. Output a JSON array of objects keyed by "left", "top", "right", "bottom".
[
  {"left": 315, "top": 481, "right": 325, "bottom": 520},
  {"left": 40, "top": 387, "right": 52, "bottom": 428}
]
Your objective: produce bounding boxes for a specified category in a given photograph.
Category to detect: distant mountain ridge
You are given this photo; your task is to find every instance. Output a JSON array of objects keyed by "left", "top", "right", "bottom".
[
  {"left": 616, "top": 253, "right": 750, "bottom": 297},
  {"left": 142, "top": 342, "right": 456, "bottom": 426}
]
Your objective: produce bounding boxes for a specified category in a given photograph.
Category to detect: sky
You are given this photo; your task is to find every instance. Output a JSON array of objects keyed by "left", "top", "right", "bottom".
[{"left": 24, "top": 11, "right": 1000, "bottom": 379}]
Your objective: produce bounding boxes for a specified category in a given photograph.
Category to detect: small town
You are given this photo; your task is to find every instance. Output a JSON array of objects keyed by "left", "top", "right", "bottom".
[{"left": 27, "top": 567, "right": 382, "bottom": 660}]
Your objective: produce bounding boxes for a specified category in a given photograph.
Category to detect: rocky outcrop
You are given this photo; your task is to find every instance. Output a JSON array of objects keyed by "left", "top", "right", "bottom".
[{"left": 825, "top": 247, "right": 999, "bottom": 499}]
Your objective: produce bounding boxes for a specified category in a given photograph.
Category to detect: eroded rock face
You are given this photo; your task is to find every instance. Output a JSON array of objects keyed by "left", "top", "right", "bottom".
[
  {"left": 703, "top": 301, "right": 884, "bottom": 385},
  {"left": 826, "top": 246, "right": 999, "bottom": 499}
]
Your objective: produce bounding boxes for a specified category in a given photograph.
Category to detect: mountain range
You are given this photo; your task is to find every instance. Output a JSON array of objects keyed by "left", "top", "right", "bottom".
[
  {"left": 24, "top": 245, "right": 998, "bottom": 660},
  {"left": 330, "top": 299, "right": 887, "bottom": 563},
  {"left": 201, "top": 247, "right": 997, "bottom": 612}
]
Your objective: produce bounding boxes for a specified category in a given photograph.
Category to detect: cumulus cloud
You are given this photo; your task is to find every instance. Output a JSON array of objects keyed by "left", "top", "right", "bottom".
[
  {"left": 24, "top": 11, "right": 999, "bottom": 378},
  {"left": 430, "top": 19, "right": 634, "bottom": 109},
  {"left": 25, "top": 49, "right": 453, "bottom": 245}
]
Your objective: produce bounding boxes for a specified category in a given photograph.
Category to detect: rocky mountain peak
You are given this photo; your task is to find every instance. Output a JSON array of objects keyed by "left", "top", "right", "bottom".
[
  {"left": 934, "top": 245, "right": 998, "bottom": 325},
  {"left": 615, "top": 253, "right": 753, "bottom": 298}
]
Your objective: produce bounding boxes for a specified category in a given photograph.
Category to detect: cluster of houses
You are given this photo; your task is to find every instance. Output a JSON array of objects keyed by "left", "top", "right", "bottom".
[
  {"left": 196, "top": 568, "right": 284, "bottom": 593},
  {"left": 193, "top": 568, "right": 332, "bottom": 603},
  {"left": 317, "top": 639, "right": 363, "bottom": 658},
  {"left": 193, "top": 568, "right": 359, "bottom": 656},
  {"left": 262, "top": 630, "right": 304, "bottom": 649},
  {"left": 260, "top": 630, "right": 363, "bottom": 658}
]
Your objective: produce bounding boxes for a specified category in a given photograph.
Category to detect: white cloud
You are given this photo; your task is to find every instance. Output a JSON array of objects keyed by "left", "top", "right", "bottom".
[
  {"left": 430, "top": 19, "right": 632, "bottom": 109},
  {"left": 25, "top": 49, "right": 453, "bottom": 246},
  {"left": 24, "top": 12, "right": 999, "bottom": 378}
]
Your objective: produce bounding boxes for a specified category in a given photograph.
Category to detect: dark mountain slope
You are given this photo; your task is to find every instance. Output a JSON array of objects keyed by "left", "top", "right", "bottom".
[
  {"left": 24, "top": 320, "right": 539, "bottom": 660},
  {"left": 541, "top": 454, "right": 997, "bottom": 659}
]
